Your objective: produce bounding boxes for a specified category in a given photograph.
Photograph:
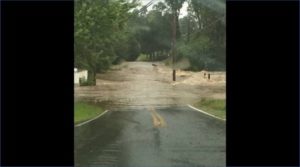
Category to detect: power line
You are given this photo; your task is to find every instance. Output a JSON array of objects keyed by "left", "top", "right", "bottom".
[{"left": 137, "top": 0, "right": 157, "bottom": 14}]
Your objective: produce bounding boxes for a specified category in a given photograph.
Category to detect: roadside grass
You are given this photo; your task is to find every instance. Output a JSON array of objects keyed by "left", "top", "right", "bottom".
[
  {"left": 194, "top": 98, "right": 226, "bottom": 119},
  {"left": 75, "top": 102, "right": 105, "bottom": 124}
]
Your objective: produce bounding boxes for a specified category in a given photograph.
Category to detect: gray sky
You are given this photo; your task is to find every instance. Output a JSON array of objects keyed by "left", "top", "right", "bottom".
[
  {"left": 138, "top": 0, "right": 188, "bottom": 18},
  {"left": 138, "top": 0, "right": 226, "bottom": 17}
]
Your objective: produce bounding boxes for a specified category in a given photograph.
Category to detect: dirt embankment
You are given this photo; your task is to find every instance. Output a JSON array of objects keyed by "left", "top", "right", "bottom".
[{"left": 74, "top": 62, "right": 225, "bottom": 109}]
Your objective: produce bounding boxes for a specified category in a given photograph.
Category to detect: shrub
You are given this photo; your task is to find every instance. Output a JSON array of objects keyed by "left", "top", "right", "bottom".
[{"left": 79, "top": 78, "right": 95, "bottom": 86}]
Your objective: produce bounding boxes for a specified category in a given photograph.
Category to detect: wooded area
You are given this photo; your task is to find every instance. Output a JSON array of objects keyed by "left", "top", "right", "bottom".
[{"left": 75, "top": 0, "right": 225, "bottom": 84}]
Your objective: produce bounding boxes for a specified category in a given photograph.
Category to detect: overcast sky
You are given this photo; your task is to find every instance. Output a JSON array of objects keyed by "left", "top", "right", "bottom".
[
  {"left": 138, "top": 0, "right": 226, "bottom": 17},
  {"left": 138, "top": 0, "right": 188, "bottom": 18}
]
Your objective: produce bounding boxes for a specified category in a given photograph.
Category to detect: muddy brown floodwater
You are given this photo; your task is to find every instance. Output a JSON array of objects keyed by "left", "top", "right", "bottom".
[
  {"left": 75, "top": 61, "right": 225, "bottom": 109},
  {"left": 75, "top": 61, "right": 226, "bottom": 167}
]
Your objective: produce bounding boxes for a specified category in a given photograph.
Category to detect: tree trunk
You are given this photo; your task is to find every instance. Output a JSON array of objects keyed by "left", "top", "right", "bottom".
[{"left": 195, "top": 9, "right": 203, "bottom": 30}]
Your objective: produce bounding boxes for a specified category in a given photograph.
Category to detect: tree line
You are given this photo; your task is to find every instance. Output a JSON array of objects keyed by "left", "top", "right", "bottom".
[{"left": 75, "top": 0, "right": 226, "bottom": 84}]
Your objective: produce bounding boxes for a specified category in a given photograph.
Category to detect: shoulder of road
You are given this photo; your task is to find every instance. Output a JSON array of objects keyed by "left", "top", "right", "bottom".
[{"left": 187, "top": 104, "right": 226, "bottom": 121}]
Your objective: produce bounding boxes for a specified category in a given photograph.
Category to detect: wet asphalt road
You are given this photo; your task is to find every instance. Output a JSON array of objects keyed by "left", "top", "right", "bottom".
[{"left": 75, "top": 106, "right": 225, "bottom": 167}]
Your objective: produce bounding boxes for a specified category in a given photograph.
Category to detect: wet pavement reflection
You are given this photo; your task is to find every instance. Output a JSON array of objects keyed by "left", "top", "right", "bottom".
[
  {"left": 75, "top": 106, "right": 225, "bottom": 167},
  {"left": 75, "top": 62, "right": 225, "bottom": 167}
]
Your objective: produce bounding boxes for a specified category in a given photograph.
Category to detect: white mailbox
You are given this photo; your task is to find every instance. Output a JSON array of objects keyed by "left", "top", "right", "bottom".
[{"left": 74, "top": 68, "right": 88, "bottom": 85}]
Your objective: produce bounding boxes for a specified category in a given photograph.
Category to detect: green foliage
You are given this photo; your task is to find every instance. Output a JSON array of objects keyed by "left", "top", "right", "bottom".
[
  {"left": 75, "top": 0, "right": 137, "bottom": 84},
  {"left": 176, "top": 0, "right": 226, "bottom": 71},
  {"left": 165, "top": 0, "right": 186, "bottom": 11},
  {"left": 126, "top": 2, "right": 173, "bottom": 58},
  {"left": 127, "top": 0, "right": 225, "bottom": 71},
  {"left": 79, "top": 79, "right": 95, "bottom": 86},
  {"left": 177, "top": 34, "right": 223, "bottom": 71},
  {"left": 126, "top": 37, "right": 141, "bottom": 61},
  {"left": 75, "top": 0, "right": 226, "bottom": 78}
]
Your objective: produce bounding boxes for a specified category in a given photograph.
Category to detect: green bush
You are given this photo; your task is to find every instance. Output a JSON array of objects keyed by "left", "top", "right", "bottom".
[
  {"left": 79, "top": 78, "right": 95, "bottom": 86},
  {"left": 177, "top": 34, "right": 225, "bottom": 71}
]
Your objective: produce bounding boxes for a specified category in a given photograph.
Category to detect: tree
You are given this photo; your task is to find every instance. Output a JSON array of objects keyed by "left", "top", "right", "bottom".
[
  {"left": 176, "top": 0, "right": 226, "bottom": 71},
  {"left": 75, "top": 0, "right": 136, "bottom": 84}
]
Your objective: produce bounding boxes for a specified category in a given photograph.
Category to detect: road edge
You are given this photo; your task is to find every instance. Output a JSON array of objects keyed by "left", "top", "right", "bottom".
[
  {"left": 75, "top": 110, "right": 109, "bottom": 128},
  {"left": 187, "top": 104, "right": 226, "bottom": 121}
]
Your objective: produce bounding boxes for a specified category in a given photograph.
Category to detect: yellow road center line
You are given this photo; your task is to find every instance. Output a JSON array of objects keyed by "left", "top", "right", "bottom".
[
  {"left": 151, "top": 112, "right": 161, "bottom": 127},
  {"left": 148, "top": 107, "right": 167, "bottom": 128},
  {"left": 154, "top": 112, "right": 166, "bottom": 127}
]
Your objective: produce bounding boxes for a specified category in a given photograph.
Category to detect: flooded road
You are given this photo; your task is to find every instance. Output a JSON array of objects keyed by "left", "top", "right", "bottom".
[
  {"left": 75, "top": 62, "right": 226, "bottom": 166},
  {"left": 75, "top": 62, "right": 225, "bottom": 108}
]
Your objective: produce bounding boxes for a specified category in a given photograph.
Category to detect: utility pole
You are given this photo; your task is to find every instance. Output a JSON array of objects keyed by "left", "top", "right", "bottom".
[{"left": 172, "top": 8, "right": 177, "bottom": 81}]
